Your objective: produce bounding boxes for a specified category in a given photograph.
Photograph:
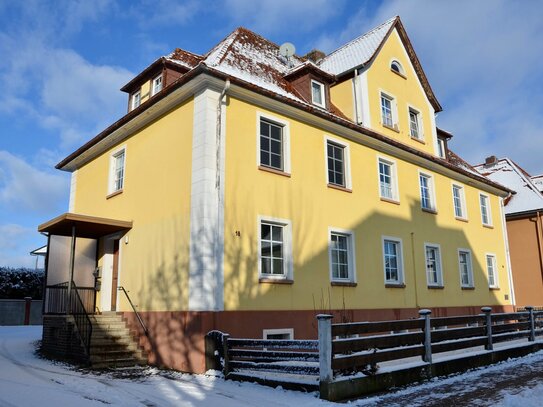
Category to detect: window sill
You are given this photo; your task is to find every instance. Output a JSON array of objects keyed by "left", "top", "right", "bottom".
[
  {"left": 455, "top": 217, "right": 469, "bottom": 223},
  {"left": 427, "top": 285, "right": 444, "bottom": 290},
  {"left": 331, "top": 281, "right": 357, "bottom": 287},
  {"left": 259, "top": 277, "right": 293, "bottom": 284},
  {"left": 327, "top": 183, "right": 352, "bottom": 193},
  {"left": 391, "top": 69, "right": 407, "bottom": 80},
  {"left": 258, "top": 166, "right": 291, "bottom": 178},
  {"left": 380, "top": 197, "right": 400, "bottom": 205},
  {"left": 483, "top": 224, "right": 494, "bottom": 229},
  {"left": 489, "top": 286, "right": 500, "bottom": 291},
  {"left": 385, "top": 283, "right": 406, "bottom": 288},
  {"left": 106, "top": 189, "right": 123, "bottom": 200},
  {"left": 422, "top": 207, "right": 438, "bottom": 215},
  {"left": 382, "top": 123, "right": 400, "bottom": 133},
  {"left": 461, "top": 286, "right": 475, "bottom": 290},
  {"left": 411, "top": 136, "right": 426, "bottom": 144}
]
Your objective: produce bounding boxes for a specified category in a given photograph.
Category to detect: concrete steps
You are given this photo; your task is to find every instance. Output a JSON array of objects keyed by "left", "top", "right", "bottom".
[{"left": 89, "top": 313, "right": 147, "bottom": 369}]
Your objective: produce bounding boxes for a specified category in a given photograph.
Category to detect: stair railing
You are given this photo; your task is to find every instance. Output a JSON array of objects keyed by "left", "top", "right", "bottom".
[
  {"left": 118, "top": 286, "right": 149, "bottom": 336},
  {"left": 69, "top": 281, "right": 93, "bottom": 358}
]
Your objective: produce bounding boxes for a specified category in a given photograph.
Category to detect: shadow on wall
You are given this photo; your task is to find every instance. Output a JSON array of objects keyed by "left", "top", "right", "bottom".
[{"left": 122, "top": 181, "right": 504, "bottom": 374}]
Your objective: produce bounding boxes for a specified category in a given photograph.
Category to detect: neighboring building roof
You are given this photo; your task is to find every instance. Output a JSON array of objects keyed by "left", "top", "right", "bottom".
[
  {"left": 318, "top": 16, "right": 442, "bottom": 112},
  {"left": 474, "top": 158, "right": 543, "bottom": 215},
  {"left": 30, "top": 245, "right": 47, "bottom": 256},
  {"left": 531, "top": 174, "right": 543, "bottom": 193}
]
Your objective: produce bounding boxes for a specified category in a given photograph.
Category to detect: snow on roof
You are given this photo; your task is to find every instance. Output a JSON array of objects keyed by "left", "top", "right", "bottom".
[
  {"left": 474, "top": 158, "right": 543, "bottom": 214},
  {"left": 532, "top": 174, "right": 543, "bottom": 192},
  {"left": 447, "top": 150, "right": 483, "bottom": 177},
  {"left": 165, "top": 48, "right": 202, "bottom": 69},
  {"left": 319, "top": 17, "right": 396, "bottom": 76},
  {"left": 201, "top": 27, "right": 306, "bottom": 102}
]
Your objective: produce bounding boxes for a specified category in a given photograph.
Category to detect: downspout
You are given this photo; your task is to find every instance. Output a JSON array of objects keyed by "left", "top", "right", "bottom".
[
  {"left": 353, "top": 67, "right": 364, "bottom": 125},
  {"left": 410, "top": 232, "right": 419, "bottom": 308},
  {"left": 216, "top": 79, "right": 230, "bottom": 191},
  {"left": 500, "top": 195, "right": 516, "bottom": 307}
]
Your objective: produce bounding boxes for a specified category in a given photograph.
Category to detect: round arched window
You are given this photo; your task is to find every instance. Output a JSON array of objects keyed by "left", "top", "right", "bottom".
[{"left": 390, "top": 60, "right": 404, "bottom": 75}]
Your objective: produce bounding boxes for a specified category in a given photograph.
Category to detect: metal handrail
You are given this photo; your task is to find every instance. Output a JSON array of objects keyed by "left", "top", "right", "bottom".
[
  {"left": 70, "top": 281, "right": 93, "bottom": 358},
  {"left": 118, "top": 286, "right": 149, "bottom": 336}
]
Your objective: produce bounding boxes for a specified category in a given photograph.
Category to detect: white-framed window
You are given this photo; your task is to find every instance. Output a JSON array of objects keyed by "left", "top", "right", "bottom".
[
  {"left": 390, "top": 60, "right": 404, "bottom": 75},
  {"left": 377, "top": 156, "right": 398, "bottom": 201},
  {"left": 263, "top": 328, "right": 293, "bottom": 340},
  {"left": 324, "top": 136, "right": 351, "bottom": 189},
  {"left": 328, "top": 228, "right": 356, "bottom": 282},
  {"left": 452, "top": 183, "right": 467, "bottom": 219},
  {"left": 258, "top": 216, "right": 293, "bottom": 280},
  {"left": 419, "top": 171, "right": 436, "bottom": 212},
  {"left": 424, "top": 243, "right": 443, "bottom": 287},
  {"left": 458, "top": 249, "right": 474, "bottom": 288},
  {"left": 257, "top": 112, "right": 291, "bottom": 174},
  {"left": 311, "top": 80, "right": 325, "bottom": 108},
  {"left": 480, "top": 193, "right": 492, "bottom": 226},
  {"left": 380, "top": 91, "right": 397, "bottom": 129},
  {"left": 486, "top": 254, "right": 498, "bottom": 288},
  {"left": 152, "top": 74, "right": 163, "bottom": 95},
  {"left": 437, "top": 138, "right": 446, "bottom": 158},
  {"left": 131, "top": 90, "right": 141, "bottom": 111},
  {"left": 408, "top": 107, "right": 422, "bottom": 140},
  {"left": 382, "top": 236, "right": 404, "bottom": 285},
  {"left": 108, "top": 146, "right": 126, "bottom": 194}
]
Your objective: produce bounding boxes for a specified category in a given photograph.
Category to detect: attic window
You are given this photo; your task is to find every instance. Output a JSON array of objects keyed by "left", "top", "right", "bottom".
[
  {"left": 152, "top": 75, "right": 163, "bottom": 96},
  {"left": 311, "top": 80, "right": 326, "bottom": 108},
  {"left": 390, "top": 60, "right": 405, "bottom": 76}
]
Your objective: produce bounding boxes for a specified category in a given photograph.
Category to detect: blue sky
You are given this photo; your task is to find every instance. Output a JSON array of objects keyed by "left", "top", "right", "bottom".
[{"left": 0, "top": 0, "right": 542, "bottom": 267}]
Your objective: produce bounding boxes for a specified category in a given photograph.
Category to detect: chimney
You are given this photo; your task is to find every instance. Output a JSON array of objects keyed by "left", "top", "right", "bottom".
[
  {"left": 485, "top": 155, "right": 498, "bottom": 166},
  {"left": 304, "top": 49, "right": 326, "bottom": 63}
]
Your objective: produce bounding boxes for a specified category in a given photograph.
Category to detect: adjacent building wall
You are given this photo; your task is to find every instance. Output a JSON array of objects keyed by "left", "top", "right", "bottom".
[{"left": 506, "top": 215, "right": 543, "bottom": 307}]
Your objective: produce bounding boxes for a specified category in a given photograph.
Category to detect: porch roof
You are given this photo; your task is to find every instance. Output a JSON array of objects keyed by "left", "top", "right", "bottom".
[{"left": 38, "top": 213, "right": 132, "bottom": 238}]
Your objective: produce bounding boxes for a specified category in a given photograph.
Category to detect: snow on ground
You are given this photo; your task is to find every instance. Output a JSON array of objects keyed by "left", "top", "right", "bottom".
[
  {"left": 0, "top": 326, "right": 330, "bottom": 407},
  {"left": 1, "top": 326, "right": 543, "bottom": 406}
]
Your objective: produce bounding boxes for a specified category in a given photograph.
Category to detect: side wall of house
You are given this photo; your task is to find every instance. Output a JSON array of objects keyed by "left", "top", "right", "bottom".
[
  {"left": 73, "top": 98, "right": 195, "bottom": 312},
  {"left": 222, "top": 96, "right": 512, "bottom": 317},
  {"left": 507, "top": 216, "right": 543, "bottom": 307}
]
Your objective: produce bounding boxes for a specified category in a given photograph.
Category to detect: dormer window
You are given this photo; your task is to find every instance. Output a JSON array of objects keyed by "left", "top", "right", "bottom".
[
  {"left": 311, "top": 80, "right": 326, "bottom": 108},
  {"left": 390, "top": 60, "right": 405, "bottom": 76},
  {"left": 131, "top": 90, "right": 141, "bottom": 111},
  {"left": 437, "top": 138, "right": 446, "bottom": 158},
  {"left": 152, "top": 75, "right": 163, "bottom": 96}
]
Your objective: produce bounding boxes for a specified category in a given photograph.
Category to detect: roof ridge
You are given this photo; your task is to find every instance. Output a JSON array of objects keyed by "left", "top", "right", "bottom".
[
  {"left": 320, "top": 16, "right": 398, "bottom": 62},
  {"left": 166, "top": 47, "right": 202, "bottom": 59}
]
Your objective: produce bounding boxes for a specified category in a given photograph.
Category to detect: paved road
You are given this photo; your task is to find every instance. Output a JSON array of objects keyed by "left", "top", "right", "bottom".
[{"left": 354, "top": 350, "right": 543, "bottom": 406}]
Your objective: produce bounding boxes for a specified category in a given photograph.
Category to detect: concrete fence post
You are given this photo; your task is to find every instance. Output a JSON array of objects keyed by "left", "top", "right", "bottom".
[
  {"left": 419, "top": 309, "right": 432, "bottom": 364},
  {"left": 24, "top": 297, "right": 32, "bottom": 325},
  {"left": 526, "top": 306, "right": 535, "bottom": 342},
  {"left": 222, "top": 333, "right": 231, "bottom": 377},
  {"left": 317, "top": 314, "right": 333, "bottom": 385},
  {"left": 482, "top": 307, "right": 493, "bottom": 350}
]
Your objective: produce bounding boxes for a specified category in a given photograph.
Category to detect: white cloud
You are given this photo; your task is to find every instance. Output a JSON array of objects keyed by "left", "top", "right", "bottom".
[
  {"left": 0, "top": 223, "right": 43, "bottom": 268},
  {"left": 0, "top": 151, "right": 68, "bottom": 214},
  {"left": 129, "top": 0, "right": 200, "bottom": 27},
  {"left": 314, "top": 0, "right": 543, "bottom": 174},
  {"left": 222, "top": 0, "right": 346, "bottom": 35}
]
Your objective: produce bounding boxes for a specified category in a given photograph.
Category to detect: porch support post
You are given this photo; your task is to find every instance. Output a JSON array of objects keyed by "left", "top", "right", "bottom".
[
  {"left": 42, "top": 233, "right": 51, "bottom": 315},
  {"left": 66, "top": 224, "right": 76, "bottom": 314}
]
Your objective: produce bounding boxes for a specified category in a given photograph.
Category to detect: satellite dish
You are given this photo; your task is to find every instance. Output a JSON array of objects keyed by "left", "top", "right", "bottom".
[{"left": 279, "top": 42, "right": 296, "bottom": 58}]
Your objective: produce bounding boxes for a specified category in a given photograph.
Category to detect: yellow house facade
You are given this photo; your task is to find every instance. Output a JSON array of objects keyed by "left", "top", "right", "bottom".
[{"left": 40, "top": 17, "right": 514, "bottom": 373}]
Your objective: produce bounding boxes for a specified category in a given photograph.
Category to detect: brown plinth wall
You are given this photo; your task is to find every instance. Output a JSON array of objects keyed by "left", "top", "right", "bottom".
[
  {"left": 506, "top": 214, "right": 543, "bottom": 307},
  {"left": 122, "top": 304, "right": 513, "bottom": 374}
]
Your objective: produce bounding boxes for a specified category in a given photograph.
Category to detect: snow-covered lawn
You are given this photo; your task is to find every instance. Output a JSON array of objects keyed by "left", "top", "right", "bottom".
[{"left": 1, "top": 326, "right": 543, "bottom": 406}]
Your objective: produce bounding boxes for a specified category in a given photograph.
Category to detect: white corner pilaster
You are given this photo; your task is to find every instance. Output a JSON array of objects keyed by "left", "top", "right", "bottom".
[
  {"left": 188, "top": 87, "right": 226, "bottom": 311},
  {"left": 68, "top": 170, "right": 77, "bottom": 212}
]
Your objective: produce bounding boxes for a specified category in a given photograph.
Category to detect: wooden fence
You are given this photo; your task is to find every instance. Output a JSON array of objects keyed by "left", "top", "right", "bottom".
[{"left": 207, "top": 307, "right": 543, "bottom": 400}]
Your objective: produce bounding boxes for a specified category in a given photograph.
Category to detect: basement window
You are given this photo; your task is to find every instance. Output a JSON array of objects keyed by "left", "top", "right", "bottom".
[{"left": 263, "top": 328, "right": 294, "bottom": 340}]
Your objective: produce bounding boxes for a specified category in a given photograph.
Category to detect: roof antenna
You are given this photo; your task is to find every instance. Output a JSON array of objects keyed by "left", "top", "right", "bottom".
[{"left": 279, "top": 42, "right": 296, "bottom": 68}]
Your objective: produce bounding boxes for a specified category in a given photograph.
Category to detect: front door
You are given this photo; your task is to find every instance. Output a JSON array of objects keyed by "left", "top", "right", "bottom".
[{"left": 111, "top": 239, "right": 120, "bottom": 311}]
